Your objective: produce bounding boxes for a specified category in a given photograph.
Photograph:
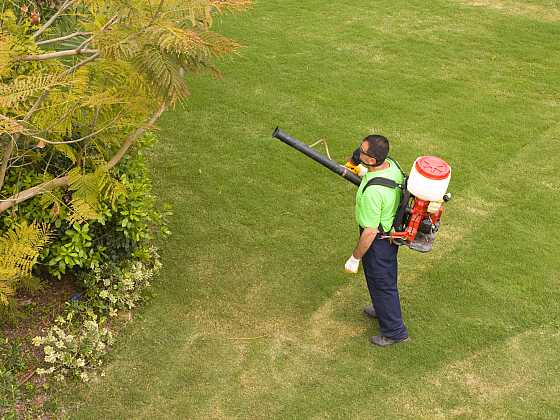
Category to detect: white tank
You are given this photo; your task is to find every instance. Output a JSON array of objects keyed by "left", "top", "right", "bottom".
[{"left": 407, "top": 156, "right": 451, "bottom": 201}]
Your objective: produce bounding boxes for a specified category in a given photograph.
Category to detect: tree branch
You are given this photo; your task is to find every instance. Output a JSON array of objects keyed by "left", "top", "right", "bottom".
[
  {"left": 0, "top": 138, "right": 15, "bottom": 192},
  {"left": 0, "top": 104, "right": 166, "bottom": 213},
  {"left": 33, "top": 0, "right": 77, "bottom": 39},
  {"left": 17, "top": 48, "right": 98, "bottom": 62},
  {"left": 148, "top": 0, "right": 165, "bottom": 27},
  {"left": 35, "top": 113, "right": 123, "bottom": 145},
  {"left": 64, "top": 51, "right": 100, "bottom": 75},
  {"left": 0, "top": 12, "right": 116, "bottom": 194},
  {"left": 0, "top": 50, "right": 102, "bottom": 189},
  {"left": 0, "top": 87, "right": 52, "bottom": 191},
  {"left": 108, "top": 103, "right": 166, "bottom": 168},
  {"left": 0, "top": 176, "right": 69, "bottom": 211},
  {"left": 36, "top": 31, "right": 92, "bottom": 46}
]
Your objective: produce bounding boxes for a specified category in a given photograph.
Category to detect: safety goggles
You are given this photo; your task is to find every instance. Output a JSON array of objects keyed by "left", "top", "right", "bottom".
[{"left": 359, "top": 146, "right": 377, "bottom": 160}]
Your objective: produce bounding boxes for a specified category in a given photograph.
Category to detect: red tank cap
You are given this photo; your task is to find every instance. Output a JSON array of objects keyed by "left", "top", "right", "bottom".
[{"left": 415, "top": 156, "right": 451, "bottom": 180}]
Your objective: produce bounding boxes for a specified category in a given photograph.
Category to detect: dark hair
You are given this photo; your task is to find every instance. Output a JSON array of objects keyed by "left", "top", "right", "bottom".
[{"left": 362, "top": 134, "right": 389, "bottom": 164}]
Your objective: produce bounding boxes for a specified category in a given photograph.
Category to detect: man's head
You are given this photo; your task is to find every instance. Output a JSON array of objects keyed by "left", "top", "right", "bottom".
[{"left": 359, "top": 134, "right": 389, "bottom": 167}]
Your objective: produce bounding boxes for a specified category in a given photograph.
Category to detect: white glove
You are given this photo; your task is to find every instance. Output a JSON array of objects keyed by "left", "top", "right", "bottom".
[{"left": 344, "top": 255, "right": 360, "bottom": 273}]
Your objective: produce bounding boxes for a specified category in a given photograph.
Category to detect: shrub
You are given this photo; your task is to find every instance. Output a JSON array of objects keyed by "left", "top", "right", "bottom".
[
  {"left": 32, "top": 248, "right": 161, "bottom": 381},
  {"left": 77, "top": 247, "right": 162, "bottom": 318},
  {"left": 0, "top": 0, "right": 249, "bottom": 306},
  {"left": 33, "top": 318, "right": 114, "bottom": 383}
]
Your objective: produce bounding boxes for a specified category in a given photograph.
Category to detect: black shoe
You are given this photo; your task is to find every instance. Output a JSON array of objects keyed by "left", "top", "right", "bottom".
[
  {"left": 363, "top": 305, "right": 377, "bottom": 318},
  {"left": 370, "top": 335, "right": 409, "bottom": 347}
]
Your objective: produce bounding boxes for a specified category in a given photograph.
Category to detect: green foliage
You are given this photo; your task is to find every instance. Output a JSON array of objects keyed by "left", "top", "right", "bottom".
[
  {"left": 32, "top": 249, "right": 161, "bottom": 382},
  {"left": 42, "top": 223, "right": 106, "bottom": 279},
  {"left": 0, "top": 131, "right": 168, "bottom": 285},
  {"left": 39, "top": 137, "right": 169, "bottom": 278},
  {"left": 76, "top": 247, "right": 162, "bottom": 318},
  {"left": 0, "top": 73, "right": 69, "bottom": 108},
  {"left": 0, "top": 337, "right": 27, "bottom": 372},
  {"left": 33, "top": 318, "right": 114, "bottom": 383},
  {"left": 0, "top": 337, "right": 27, "bottom": 416},
  {"left": 0, "top": 222, "right": 50, "bottom": 305},
  {"left": 0, "top": 0, "right": 248, "bottom": 313}
]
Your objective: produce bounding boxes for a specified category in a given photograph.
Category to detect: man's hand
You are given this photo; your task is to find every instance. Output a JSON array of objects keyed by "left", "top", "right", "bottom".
[
  {"left": 344, "top": 255, "right": 360, "bottom": 273},
  {"left": 344, "top": 162, "right": 368, "bottom": 177}
]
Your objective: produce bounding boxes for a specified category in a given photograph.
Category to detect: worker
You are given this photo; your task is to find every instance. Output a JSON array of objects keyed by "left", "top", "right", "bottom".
[{"left": 344, "top": 135, "right": 409, "bottom": 347}]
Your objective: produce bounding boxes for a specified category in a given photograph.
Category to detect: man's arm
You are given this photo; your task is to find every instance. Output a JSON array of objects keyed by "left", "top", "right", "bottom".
[
  {"left": 345, "top": 187, "right": 382, "bottom": 273},
  {"left": 345, "top": 227, "right": 378, "bottom": 273},
  {"left": 352, "top": 227, "right": 378, "bottom": 259}
]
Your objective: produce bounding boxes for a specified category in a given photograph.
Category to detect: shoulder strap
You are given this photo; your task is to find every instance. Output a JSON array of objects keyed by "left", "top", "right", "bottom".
[
  {"left": 362, "top": 177, "right": 400, "bottom": 194},
  {"left": 361, "top": 157, "right": 407, "bottom": 194}
]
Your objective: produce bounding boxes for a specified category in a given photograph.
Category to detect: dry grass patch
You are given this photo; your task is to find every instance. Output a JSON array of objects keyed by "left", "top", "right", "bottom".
[
  {"left": 308, "top": 283, "right": 368, "bottom": 352},
  {"left": 387, "top": 327, "right": 560, "bottom": 418},
  {"left": 452, "top": 0, "right": 560, "bottom": 22}
]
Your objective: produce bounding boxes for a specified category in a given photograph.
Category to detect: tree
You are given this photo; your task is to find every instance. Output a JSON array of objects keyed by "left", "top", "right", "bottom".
[{"left": 0, "top": 0, "right": 251, "bottom": 304}]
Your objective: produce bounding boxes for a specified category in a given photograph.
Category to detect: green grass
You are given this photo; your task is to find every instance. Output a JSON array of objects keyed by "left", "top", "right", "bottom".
[{"left": 57, "top": 0, "right": 560, "bottom": 418}]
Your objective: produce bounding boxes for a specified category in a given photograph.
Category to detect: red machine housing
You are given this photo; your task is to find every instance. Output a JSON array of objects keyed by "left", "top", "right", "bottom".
[
  {"left": 390, "top": 199, "right": 443, "bottom": 241},
  {"left": 383, "top": 155, "right": 452, "bottom": 253},
  {"left": 383, "top": 197, "right": 447, "bottom": 252}
]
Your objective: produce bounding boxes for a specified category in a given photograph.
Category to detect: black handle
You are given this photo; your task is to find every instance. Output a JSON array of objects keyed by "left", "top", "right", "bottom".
[{"left": 272, "top": 127, "right": 361, "bottom": 186}]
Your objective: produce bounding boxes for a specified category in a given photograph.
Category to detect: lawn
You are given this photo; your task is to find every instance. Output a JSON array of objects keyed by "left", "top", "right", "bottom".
[{"left": 57, "top": 0, "right": 560, "bottom": 418}]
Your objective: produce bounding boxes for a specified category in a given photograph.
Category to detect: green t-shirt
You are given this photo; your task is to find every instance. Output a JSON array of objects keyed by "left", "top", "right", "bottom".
[{"left": 355, "top": 159, "right": 404, "bottom": 232}]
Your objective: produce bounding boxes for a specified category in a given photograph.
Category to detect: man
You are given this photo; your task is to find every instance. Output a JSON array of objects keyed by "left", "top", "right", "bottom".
[{"left": 344, "top": 134, "right": 409, "bottom": 347}]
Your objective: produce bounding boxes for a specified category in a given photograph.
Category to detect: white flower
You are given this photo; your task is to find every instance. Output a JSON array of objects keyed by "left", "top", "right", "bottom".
[
  {"left": 43, "top": 345, "right": 54, "bottom": 355},
  {"left": 32, "top": 336, "right": 43, "bottom": 346},
  {"left": 45, "top": 354, "right": 58, "bottom": 364},
  {"left": 84, "top": 320, "right": 98, "bottom": 331},
  {"left": 76, "top": 358, "right": 86, "bottom": 368},
  {"left": 99, "top": 290, "right": 109, "bottom": 299},
  {"left": 80, "top": 372, "right": 89, "bottom": 382},
  {"left": 55, "top": 374, "right": 65, "bottom": 382}
]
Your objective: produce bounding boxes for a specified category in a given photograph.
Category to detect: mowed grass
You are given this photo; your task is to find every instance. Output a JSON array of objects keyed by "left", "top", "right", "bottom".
[{"left": 58, "top": 0, "right": 560, "bottom": 418}]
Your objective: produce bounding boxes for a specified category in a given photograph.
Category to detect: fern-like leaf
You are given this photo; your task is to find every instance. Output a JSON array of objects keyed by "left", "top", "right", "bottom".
[
  {"left": 66, "top": 164, "right": 124, "bottom": 223},
  {"left": 144, "top": 24, "right": 206, "bottom": 55},
  {"left": 133, "top": 46, "right": 189, "bottom": 104},
  {"left": 0, "top": 222, "right": 51, "bottom": 305},
  {"left": 67, "top": 198, "right": 99, "bottom": 225},
  {"left": 0, "top": 73, "right": 69, "bottom": 108}
]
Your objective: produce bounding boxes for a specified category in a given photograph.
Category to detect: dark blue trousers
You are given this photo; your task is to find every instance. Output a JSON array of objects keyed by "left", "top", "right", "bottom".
[{"left": 361, "top": 232, "right": 408, "bottom": 340}]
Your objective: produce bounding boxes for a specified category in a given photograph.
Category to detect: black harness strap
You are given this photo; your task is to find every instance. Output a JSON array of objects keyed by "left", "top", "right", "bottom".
[
  {"left": 362, "top": 176, "right": 401, "bottom": 193},
  {"left": 360, "top": 160, "right": 410, "bottom": 233},
  {"left": 360, "top": 158, "right": 406, "bottom": 194}
]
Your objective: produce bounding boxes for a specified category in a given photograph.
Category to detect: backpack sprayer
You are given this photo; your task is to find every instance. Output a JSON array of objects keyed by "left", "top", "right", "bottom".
[{"left": 272, "top": 127, "right": 452, "bottom": 253}]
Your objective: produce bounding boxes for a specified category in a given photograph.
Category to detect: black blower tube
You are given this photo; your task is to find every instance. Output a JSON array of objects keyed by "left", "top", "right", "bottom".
[{"left": 272, "top": 127, "right": 362, "bottom": 186}]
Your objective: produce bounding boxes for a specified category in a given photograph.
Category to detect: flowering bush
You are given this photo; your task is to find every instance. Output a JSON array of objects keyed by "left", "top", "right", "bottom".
[
  {"left": 33, "top": 318, "right": 114, "bottom": 382},
  {"left": 32, "top": 249, "right": 161, "bottom": 381},
  {"left": 77, "top": 246, "right": 163, "bottom": 318}
]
